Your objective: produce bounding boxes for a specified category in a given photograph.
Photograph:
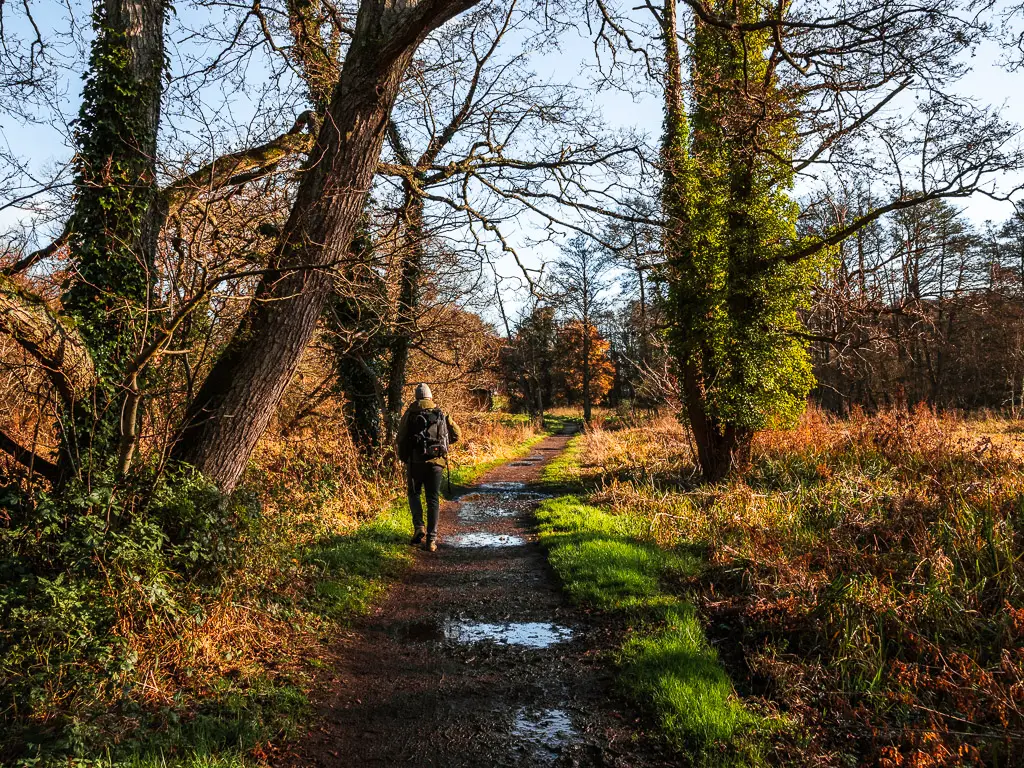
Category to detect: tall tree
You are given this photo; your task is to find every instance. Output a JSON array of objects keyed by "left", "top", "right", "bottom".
[
  {"left": 553, "top": 319, "right": 615, "bottom": 408},
  {"left": 58, "top": 0, "right": 169, "bottom": 481},
  {"left": 170, "top": 0, "right": 482, "bottom": 490},
  {"left": 0, "top": 4, "right": 323, "bottom": 484},
  {"left": 623, "top": 0, "right": 1023, "bottom": 479},
  {"left": 325, "top": 225, "right": 390, "bottom": 457},
  {"left": 664, "top": 0, "right": 819, "bottom": 478},
  {"left": 604, "top": 197, "right": 662, "bottom": 377}
]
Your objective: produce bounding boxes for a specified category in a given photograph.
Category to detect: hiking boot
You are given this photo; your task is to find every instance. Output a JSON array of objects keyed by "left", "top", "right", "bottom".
[
  {"left": 422, "top": 539, "right": 438, "bottom": 552},
  {"left": 409, "top": 528, "right": 426, "bottom": 546}
]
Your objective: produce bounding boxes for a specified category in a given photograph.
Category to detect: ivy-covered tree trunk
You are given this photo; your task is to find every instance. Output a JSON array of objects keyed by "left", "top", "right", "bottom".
[
  {"left": 172, "top": 0, "right": 479, "bottom": 491},
  {"left": 662, "top": 0, "right": 817, "bottom": 481},
  {"left": 337, "top": 356, "right": 386, "bottom": 454},
  {"left": 59, "top": 0, "right": 167, "bottom": 482}
]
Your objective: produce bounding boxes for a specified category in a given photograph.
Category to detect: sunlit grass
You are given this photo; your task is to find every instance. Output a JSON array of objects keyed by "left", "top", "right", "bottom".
[
  {"left": 535, "top": 495, "right": 776, "bottom": 766},
  {"left": 550, "top": 406, "right": 1024, "bottom": 765},
  {"left": 303, "top": 503, "right": 414, "bottom": 620}
]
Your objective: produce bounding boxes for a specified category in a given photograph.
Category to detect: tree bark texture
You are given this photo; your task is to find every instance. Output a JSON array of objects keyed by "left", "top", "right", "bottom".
[
  {"left": 172, "top": 0, "right": 479, "bottom": 491},
  {"left": 682, "top": 360, "right": 752, "bottom": 481}
]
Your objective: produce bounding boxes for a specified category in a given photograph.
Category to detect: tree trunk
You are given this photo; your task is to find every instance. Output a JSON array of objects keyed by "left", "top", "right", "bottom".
[
  {"left": 337, "top": 357, "right": 386, "bottom": 455},
  {"left": 682, "top": 362, "right": 752, "bottom": 481},
  {"left": 582, "top": 321, "right": 593, "bottom": 424},
  {"left": 57, "top": 0, "right": 167, "bottom": 480},
  {"left": 172, "top": 0, "right": 479, "bottom": 491},
  {"left": 327, "top": 230, "right": 387, "bottom": 458},
  {"left": 386, "top": 185, "right": 425, "bottom": 430}
]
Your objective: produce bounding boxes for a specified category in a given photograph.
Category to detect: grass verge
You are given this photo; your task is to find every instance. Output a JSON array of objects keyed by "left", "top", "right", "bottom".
[
  {"left": 75, "top": 515, "right": 415, "bottom": 768},
  {"left": 536, "top": 455, "right": 778, "bottom": 766},
  {"left": 302, "top": 501, "right": 416, "bottom": 621},
  {"left": 553, "top": 408, "right": 1024, "bottom": 764}
]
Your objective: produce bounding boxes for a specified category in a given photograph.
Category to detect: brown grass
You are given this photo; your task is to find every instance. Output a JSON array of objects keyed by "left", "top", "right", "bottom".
[{"left": 566, "top": 406, "right": 1024, "bottom": 766}]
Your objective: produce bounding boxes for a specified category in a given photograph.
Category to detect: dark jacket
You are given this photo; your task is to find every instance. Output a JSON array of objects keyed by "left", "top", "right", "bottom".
[{"left": 396, "top": 398, "right": 462, "bottom": 466}]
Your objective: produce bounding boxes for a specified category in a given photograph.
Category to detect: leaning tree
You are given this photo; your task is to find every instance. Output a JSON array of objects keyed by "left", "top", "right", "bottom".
[{"left": 0, "top": 0, "right": 492, "bottom": 491}]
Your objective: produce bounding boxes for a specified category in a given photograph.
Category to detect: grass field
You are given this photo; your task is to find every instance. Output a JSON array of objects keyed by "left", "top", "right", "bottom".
[{"left": 542, "top": 406, "right": 1024, "bottom": 766}]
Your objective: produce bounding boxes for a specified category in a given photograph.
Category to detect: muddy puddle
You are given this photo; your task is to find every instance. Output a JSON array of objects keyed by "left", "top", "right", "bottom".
[
  {"left": 396, "top": 619, "right": 573, "bottom": 648},
  {"left": 461, "top": 483, "right": 550, "bottom": 503},
  {"left": 444, "top": 620, "right": 573, "bottom": 648},
  {"left": 460, "top": 492, "right": 549, "bottom": 504},
  {"left": 449, "top": 532, "right": 525, "bottom": 548},
  {"left": 476, "top": 481, "right": 528, "bottom": 491},
  {"left": 511, "top": 707, "right": 578, "bottom": 763},
  {"left": 457, "top": 500, "right": 517, "bottom": 521}
]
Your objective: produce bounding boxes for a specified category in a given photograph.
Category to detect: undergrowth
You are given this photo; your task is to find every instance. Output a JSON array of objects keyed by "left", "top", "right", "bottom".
[
  {"left": 556, "top": 406, "right": 1024, "bottom": 766},
  {"left": 1, "top": 408, "right": 545, "bottom": 766}
]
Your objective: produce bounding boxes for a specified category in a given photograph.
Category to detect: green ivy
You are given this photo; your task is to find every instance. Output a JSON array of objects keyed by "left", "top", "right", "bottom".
[
  {"left": 61, "top": 2, "right": 167, "bottom": 472},
  {"left": 0, "top": 471, "right": 262, "bottom": 761},
  {"left": 663, "top": 0, "right": 832, "bottom": 450}
]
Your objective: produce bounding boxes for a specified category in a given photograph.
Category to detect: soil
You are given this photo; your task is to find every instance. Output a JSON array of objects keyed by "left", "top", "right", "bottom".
[{"left": 276, "top": 433, "right": 678, "bottom": 767}]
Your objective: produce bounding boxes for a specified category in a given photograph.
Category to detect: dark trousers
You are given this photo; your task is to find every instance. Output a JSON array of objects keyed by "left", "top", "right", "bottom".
[{"left": 407, "top": 462, "right": 443, "bottom": 540}]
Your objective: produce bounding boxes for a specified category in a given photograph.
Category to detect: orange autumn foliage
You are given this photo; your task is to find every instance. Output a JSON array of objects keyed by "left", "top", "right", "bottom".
[{"left": 553, "top": 320, "right": 614, "bottom": 405}]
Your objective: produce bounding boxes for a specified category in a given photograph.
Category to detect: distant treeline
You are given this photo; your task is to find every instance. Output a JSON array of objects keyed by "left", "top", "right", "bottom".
[{"left": 807, "top": 200, "right": 1024, "bottom": 413}]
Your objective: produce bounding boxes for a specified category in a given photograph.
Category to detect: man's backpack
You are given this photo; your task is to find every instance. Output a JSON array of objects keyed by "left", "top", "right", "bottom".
[{"left": 408, "top": 408, "right": 449, "bottom": 462}]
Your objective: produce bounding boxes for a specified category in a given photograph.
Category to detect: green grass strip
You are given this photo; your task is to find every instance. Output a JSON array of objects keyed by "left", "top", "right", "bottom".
[
  {"left": 535, "top": 495, "right": 777, "bottom": 767},
  {"left": 302, "top": 501, "right": 415, "bottom": 621}
]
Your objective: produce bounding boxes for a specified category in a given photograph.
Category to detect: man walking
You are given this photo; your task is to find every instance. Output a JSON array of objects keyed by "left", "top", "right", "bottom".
[{"left": 397, "top": 383, "right": 461, "bottom": 551}]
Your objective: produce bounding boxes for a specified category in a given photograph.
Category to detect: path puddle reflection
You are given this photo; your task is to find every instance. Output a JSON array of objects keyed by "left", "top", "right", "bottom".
[
  {"left": 462, "top": 484, "right": 551, "bottom": 503},
  {"left": 512, "top": 707, "right": 577, "bottom": 763},
  {"left": 443, "top": 620, "right": 573, "bottom": 648},
  {"left": 449, "top": 532, "right": 525, "bottom": 548},
  {"left": 457, "top": 501, "right": 516, "bottom": 521}
]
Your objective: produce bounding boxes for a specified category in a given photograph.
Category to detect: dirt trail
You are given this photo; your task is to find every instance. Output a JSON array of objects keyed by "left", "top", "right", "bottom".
[{"left": 278, "top": 433, "right": 674, "bottom": 767}]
